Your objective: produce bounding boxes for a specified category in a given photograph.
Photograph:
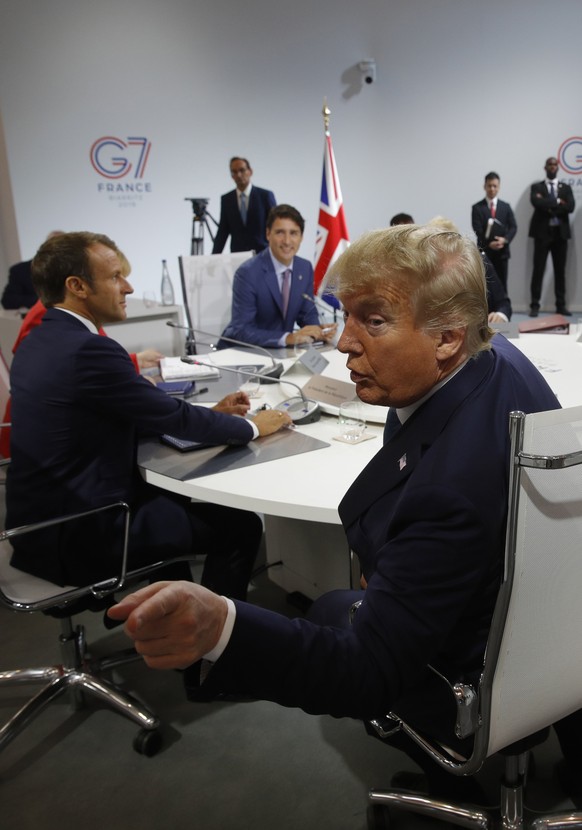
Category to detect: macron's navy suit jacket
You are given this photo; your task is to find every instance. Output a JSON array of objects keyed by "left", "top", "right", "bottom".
[
  {"left": 186, "top": 336, "right": 559, "bottom": 723},
  {"left": 6, "top": 308, "right": 253, "bottom": 585},
  {"left": 221, "top": 248, "right": 319, "bottom": 347}
]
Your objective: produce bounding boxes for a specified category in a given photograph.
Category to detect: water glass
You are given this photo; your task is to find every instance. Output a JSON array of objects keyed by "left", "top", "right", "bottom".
[{"left": 338, "top": 401, "right": 366, "bottom": 442}]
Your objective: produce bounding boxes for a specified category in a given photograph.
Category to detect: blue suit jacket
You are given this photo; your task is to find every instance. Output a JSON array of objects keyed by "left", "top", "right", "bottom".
[
  {"left": 185, "top": 336, "right": 559, "bottom": 722},
  {"left": 6, "top": 309, "right": 253, "bottom": 585},
  {"left": 212, "top": 186, "right": 276, "bottom": 254},
  {"left": 221, "top": 248, "right": 319, "bottom": 347},
  {"left": 471, "top": 198, "right": 517, "bottom": 260}
]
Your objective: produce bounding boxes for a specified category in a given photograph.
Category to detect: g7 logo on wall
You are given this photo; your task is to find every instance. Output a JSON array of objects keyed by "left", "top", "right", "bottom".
[
  {"left": 558, "top": 137, "right": 582, "bottom": 176},
  {"left": 90, "top": 136, "right": 151, "bottom": 179}
]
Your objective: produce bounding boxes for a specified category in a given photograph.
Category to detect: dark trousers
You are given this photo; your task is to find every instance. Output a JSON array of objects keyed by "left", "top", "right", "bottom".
[
  {"left": 488, "top": 251, "right": 509, "bottom": 292},
  {"left": 309, "top": 590, "right": 487, "bottom": 799},
  {"left": 530, "top": 229, "right": 569, "bottom": 309},
  {"left": 130, "top": 492, "right": 263, "bottom": 601},
  {"left": 309, "top": 589, "right": 582, "bottom": 802},
  {"left": 11, "top": 486, "right": 263, "bottom": 600}
]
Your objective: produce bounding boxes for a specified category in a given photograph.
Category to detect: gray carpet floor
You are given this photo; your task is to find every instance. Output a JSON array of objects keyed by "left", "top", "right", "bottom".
[{"left": 0, "top": 561, "right": 575, "bottom": 830}]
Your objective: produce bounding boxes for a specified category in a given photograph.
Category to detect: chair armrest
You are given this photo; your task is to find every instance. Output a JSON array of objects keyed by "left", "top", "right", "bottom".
[{"left": 1, "top": 502, "right": 132, "bottom": 598}]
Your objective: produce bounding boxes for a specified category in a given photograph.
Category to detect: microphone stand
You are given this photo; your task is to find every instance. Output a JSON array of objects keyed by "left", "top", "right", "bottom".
[
  {"left": 181, "top": 357, "right": 321, "bottom": 424},
  {"left": 167, "top": 321, "right": 284, "bottom": 380},
  {"left": 302, "top": 292, "right": 339, "bottom": 323}
]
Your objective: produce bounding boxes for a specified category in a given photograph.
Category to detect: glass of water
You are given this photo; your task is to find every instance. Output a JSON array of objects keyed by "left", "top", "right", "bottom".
[{"left": 338, "top": 401, "right": 366, "bottom": 442}]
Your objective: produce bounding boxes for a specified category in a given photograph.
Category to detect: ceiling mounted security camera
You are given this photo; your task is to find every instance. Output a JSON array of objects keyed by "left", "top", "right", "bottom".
[{"left": 358, "top": 60, "right": 377, "bottom": 84}]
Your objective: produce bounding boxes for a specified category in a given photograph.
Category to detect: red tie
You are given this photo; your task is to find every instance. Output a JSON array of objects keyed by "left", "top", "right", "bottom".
[
  {"left": 490, "top": 201, "right": 496, "bottom": 219},
  {"left": 281, "top": 269, "right": 291, "bottom": 316}
]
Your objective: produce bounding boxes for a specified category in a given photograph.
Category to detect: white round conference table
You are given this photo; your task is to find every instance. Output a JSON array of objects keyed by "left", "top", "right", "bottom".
[{"left": 139, "top": 332, "right": 582, "bottom": 600}]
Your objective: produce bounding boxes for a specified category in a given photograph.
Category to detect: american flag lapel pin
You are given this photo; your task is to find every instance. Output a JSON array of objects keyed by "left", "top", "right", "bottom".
[{"left": 398, "top": 453, "right": 407, "bottom": 471}]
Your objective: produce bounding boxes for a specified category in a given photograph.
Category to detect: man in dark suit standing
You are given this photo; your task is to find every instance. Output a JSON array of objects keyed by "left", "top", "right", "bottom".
[
  {"left": 111, "top": 225, "right": 569, "bottom": 799},
  {"left": 212, "top": 157, "right": 276, "bottom": 254},
  {"left": 471, "top": 172, "right": 517, "bottom": 292},
  {"left": 528, "top": 156, "right": 576, "bottom": 317},
  {"left": 6, "top": 232, "right": 291, "bottom": 593}
]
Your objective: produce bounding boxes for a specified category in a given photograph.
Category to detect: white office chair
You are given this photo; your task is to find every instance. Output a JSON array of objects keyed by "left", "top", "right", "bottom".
[
  {"left": 367, "top": 405, "right": 582, "bottom": 829},
  {"left": 178, "top": 251, "right": 254, "bottom": 342},
  {"left": 0, "top": 502, "right": 186, "bottom": 757}
]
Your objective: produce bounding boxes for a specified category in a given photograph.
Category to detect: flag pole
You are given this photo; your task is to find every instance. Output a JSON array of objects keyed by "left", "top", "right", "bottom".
[
  {"left": 322, "top": 98, "right": 331, "bottom": 134},
  {"left": 314, "top": 99, "right": 349, "bottom": 315}
]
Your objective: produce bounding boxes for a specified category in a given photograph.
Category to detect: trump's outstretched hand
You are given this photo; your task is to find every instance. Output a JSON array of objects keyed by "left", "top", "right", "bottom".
[{"left": 107, "top": 581, "right": 227, "bottom": 670}]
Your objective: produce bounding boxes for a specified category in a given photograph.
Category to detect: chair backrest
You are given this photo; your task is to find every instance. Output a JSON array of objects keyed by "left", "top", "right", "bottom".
[
  {"left": 386, "top": 405, "right": 582, "bottom": 777},
  {"left": 178, "top": 252, "right": 254, "bottom": 337},
  {"left": 0, "top": 347, "right": 10, "bottom": 419},
  {"left": 482, "top": 405, "right": 582, "bottom": 756}
]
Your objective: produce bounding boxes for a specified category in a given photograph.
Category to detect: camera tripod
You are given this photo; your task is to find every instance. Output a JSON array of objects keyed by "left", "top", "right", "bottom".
[{"left": 184, "top": 198, "right": 218, "bottom": 255}]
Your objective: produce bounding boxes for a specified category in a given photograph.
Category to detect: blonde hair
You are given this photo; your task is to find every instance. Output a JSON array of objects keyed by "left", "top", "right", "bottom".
[{"left": 327, "top": 224, "right": 493, "bottom": 357}]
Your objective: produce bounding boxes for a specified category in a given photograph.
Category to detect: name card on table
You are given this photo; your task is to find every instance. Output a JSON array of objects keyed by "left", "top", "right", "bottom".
[
  {"left": 302, "top": 374, "right": 357, "bottom": 407},
  {"left": 490, "top": 320, "right": 520, "bottom": 339},
  {"left": 298, "top": 346, "right": 329, "bottom": 374}
]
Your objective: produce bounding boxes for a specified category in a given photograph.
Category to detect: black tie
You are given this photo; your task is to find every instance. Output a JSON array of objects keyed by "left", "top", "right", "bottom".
[{"left": 383, "top": 408, "right": 401, "bottom": 444}]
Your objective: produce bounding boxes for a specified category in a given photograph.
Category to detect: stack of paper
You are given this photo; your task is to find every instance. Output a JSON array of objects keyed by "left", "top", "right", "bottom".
[{"left": 160, "top": 357, "right": 220, "bottom": 381}]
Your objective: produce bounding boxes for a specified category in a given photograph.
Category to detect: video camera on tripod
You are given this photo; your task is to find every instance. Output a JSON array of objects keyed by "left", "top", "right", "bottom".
[{"left": 184, "top": 197, "right": 218, "bottom": 254}]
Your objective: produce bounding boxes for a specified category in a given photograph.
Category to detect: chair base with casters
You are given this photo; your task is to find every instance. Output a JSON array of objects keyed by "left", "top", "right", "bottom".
[
  {"left": 367, "top": 722, "right": 582, "bottom": 830},
  {"left": 0, "top": 502, "right": 190, "bottom": 757}
]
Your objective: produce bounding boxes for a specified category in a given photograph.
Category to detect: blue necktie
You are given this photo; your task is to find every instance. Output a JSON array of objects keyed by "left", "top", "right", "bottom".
[
  {"left": 240, "top": 193, "right": 247, "bottom": 224},
  {"left": 383, "top": 408, "right": 401, "bottom": 444}
]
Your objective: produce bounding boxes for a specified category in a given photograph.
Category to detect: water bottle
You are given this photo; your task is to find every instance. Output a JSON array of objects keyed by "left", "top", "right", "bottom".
[{"left": 160, "top": 259, "right": 175, "bottom": 306}]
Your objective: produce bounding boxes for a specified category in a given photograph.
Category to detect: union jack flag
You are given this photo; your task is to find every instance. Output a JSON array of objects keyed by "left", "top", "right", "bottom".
[{"left": 313, "top": 131, "right": 349, "bottom": 300}]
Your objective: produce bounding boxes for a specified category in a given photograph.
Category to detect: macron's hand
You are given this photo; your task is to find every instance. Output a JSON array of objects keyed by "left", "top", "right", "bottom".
[
  {"left": 107, "top": 581, "right": 227, "bottom": 670},
  {"left": 252, "top": 409, "right": 292, "bottom": 437},
  {"left": 213, "top": 390, "right": 251, "bottom": 416},
  {"left": 136, "top": 349, "right": 164, "bottom": 369}
]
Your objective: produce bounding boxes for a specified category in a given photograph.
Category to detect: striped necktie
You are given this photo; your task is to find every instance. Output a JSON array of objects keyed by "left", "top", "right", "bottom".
[{"left": 240, "top": 193, "right": 247, "bottom": 223}]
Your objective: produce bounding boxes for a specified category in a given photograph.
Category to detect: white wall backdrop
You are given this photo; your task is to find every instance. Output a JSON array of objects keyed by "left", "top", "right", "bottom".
[{"left": 1, "top": 0, "right": 581, "bottom": 311}]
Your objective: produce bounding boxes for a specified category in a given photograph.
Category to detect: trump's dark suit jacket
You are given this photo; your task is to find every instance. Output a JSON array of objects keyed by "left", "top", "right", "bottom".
[
  {"left": 221, "top": 248, "right": 319, "bottom": 347},
  {"left": 185, "top": 336, "right": 559, "bottom": 724},
  {"left": 528, "top": 180, "right": 575, "bottom": 241},
  {"left": 471, "top": 199, "right": 517, "bottom": 260},
  {"left": 212, "top": 186, "right": 276, "bottom": 254},
  {"left": 6, "top": 309, "right": 253, "bottom": 586}
]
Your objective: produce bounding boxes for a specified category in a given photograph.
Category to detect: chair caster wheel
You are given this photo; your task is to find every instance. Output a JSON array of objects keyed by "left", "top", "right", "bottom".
[
  {"left": 133, "top": 728, "right": 163, "bottom": 756},
  {"left": 367, "top": 803, "right": 391, "bottom": 829}
]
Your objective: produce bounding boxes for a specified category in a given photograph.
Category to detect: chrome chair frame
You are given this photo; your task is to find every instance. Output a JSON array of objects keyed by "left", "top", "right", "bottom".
[
  {"left": 367, "top": 408, "right": 582, "bottom": 829},
  {"left": 0, "top": 502, "right": 181, "bottom": 756}
]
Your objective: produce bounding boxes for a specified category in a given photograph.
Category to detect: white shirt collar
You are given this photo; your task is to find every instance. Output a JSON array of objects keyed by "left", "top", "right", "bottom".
[
  {"left": 395, "top": 357, "right": 470, "bottom": 425},
  {"left": 268, "top": 249, "right": 293, "bottom": 277}
]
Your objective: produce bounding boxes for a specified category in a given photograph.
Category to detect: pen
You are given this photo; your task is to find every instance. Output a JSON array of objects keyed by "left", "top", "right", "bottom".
[{"left": 184, "top": 386, "right": 208, "bottom": 399}]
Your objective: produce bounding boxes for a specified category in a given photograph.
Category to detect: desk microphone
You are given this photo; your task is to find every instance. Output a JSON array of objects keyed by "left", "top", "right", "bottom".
[
  {"left": 302, "top": 292, "right": 339, "bottom": 322},
  {"left": 181, "top": 357, "right": 321, "bottom": 425},
  {"left": 167, "top": 321, "right": 283, "bottom": 380}
]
